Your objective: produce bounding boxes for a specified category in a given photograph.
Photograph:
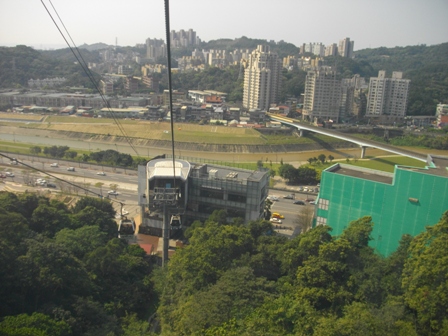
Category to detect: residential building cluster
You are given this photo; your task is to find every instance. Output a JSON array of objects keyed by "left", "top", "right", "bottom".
[
  {"left": 302, "top": 69, "right": 409, "bottom": 124},
  {"left": 300, "top": 37, "right": 354, "bottom": 58},
  {"left": 28, "top": 77, "right": 66, "bottom": 88},
  {"left": 17, "top": 30, "right": 423, "bottom": 125}
]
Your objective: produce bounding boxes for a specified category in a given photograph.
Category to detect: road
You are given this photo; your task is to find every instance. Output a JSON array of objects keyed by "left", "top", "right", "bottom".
[
  {"left": 268, "top": 189, "right": 318, "bottom": 231},
  {"left": 0, "top": 157, "right": 139, "bottom": 212},
  {"left": 1, "top": 155, "right": 313, "bottom": 233}
]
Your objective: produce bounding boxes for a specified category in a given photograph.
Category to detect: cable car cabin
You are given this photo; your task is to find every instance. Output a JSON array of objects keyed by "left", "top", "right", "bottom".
[{"left": 118, "top": 217, "right": 136, "bottom": 237}]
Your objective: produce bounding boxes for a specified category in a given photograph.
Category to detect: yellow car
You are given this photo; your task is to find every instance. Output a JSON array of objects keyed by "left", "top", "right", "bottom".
[{"left": 272, "top": 212, "right": 284, "bottom": 219}]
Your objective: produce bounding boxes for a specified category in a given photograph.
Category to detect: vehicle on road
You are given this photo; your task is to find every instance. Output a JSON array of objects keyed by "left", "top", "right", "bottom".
[
  {"left": 272, "top": 212, "right": 285, "bottom": 219},
  {"left": 309, "top": 201, "right": 316, "bottom": 205},
  {"left": 5, "top": 172, "right": 14, "bottom": 177},
  {"left": 267, "top": 195, "right": 279, "bottom": 201},
  {"left": 50, "top": 163, "right": 58, "bottom": 167},
  {"left": 97, "top": 171, "right": 106, "bottom": 176},
  {"left": 9, "top": 160, "right": 18, "bottom": 165},
  {"left": 270, "top": 217, "right": 282, "bottom": 224},
  {"left": 305, "top": 198, "right": 315, "bottom": 202},
  {"left": 293, "top": 200, "right": 306, "bottom": 205},
  {"left": 283, "top": 194, "right": 295, "bottom": 199},
  {"left": 46, "top": 183, "right": 57, "bottom": 188},
  {"left": 67, "top": 167, "right": 75, "bottom": 171},
  {"left": 108, "top": 190, "right": 119, "bottom": 196},
  {"left": 0, "top": 174, "right": 5, "bottom": 178}
]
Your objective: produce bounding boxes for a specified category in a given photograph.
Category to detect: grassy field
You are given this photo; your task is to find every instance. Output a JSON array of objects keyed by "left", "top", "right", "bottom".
[{"left": 8, "top": 115, "right": 350, "bottom": 146}]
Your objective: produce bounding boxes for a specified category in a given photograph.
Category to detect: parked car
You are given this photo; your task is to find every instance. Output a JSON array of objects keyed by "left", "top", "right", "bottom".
[
  {"left": 108, "top": 190, "right": 119, "bottom": 196},
  {"left": 50, "top": 163, "right": 58, "bottom": 167},
  {"left": 270, "top": 217, "right": 282, "bottom": 224},
  {"left": 271, "top": 212, "right": 285, "bottom": 219},
  {"left": 293, "top": 200, "right": 306, "bottom": 205},
  {"left": 67, "top": 167, "right": 75, "bottom": 171}
]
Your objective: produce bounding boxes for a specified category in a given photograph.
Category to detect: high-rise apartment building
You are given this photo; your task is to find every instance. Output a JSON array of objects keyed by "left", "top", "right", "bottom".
[
  {"left": 170, "top": 29, "right": 201, "bottom": 48},
  {"left": 338, "top": 37, "right": 354, "bottom": 58},
  {"left": 325, "top": 43, "right": 338, "bottom": 57},
  {"left": 243, "top": 45, "right": 282, "bottom": 111},
  {"left": 366, "top": 71, "right": 410, "bottom": 122},
  {"left": 303, "top": 67, "right": 341, "bottom": 122},
  {"left": 146, "top": 38, "right": 166, "bottom": 61}
]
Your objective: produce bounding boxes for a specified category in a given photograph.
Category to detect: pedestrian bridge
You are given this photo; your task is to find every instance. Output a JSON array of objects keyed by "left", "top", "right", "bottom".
[{"left": 267, "top": 113, "right": 427, "bottom": 162}]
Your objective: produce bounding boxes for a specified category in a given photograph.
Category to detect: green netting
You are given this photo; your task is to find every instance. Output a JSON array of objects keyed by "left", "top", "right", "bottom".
[{"left": 317, "top": 167, "right": 448, "bottom": 256}]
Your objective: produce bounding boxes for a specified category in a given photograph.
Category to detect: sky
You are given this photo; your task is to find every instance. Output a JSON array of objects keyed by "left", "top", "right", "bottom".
[{"left": 1, "top": 0, "right": 447, "bottom": 51}]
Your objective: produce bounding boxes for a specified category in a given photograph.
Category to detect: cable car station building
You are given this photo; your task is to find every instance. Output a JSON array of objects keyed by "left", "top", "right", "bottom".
[
  {"left": 315, "top": 155, "right": 448, "bottom": 256},
  {"left": 137, "top": 158, "right": 270, "bottom": 236}
]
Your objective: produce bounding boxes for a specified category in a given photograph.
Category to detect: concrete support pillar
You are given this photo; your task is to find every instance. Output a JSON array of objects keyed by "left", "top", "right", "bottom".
[
  {"left": 360, "top": 146, "right": 367, "bottom": 159},
  {"left": 298, "top": 129, "right": 304, "bottom": 137}
]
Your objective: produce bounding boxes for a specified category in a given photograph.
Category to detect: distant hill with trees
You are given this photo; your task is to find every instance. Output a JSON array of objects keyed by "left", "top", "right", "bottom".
[
  {"left": 1, "top": 40, "right": 447, "bottom": 115},
  {"left": 0, "top": 45, "right": 100, "bottom": 89},
  {"left": 355, "top": 43, "right": 448, "bottom": 115}
]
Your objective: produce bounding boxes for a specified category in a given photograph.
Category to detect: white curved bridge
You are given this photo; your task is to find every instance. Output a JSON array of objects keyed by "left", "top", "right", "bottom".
[{"left": 267, "top": 113, "right": 427, "bottom": 162}]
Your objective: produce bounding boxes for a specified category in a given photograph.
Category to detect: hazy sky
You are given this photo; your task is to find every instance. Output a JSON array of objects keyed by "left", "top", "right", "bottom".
[{"left": 1, "top": 0, "right": 447, "bottom": 50}]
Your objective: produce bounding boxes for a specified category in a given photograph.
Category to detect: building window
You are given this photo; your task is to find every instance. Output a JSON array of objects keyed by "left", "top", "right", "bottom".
[
  {"left": 316, "top": 216, "right": 327, "bottom": 226},
  {"left": 318, "top": 198, "right": 329, "bottom": 210}
]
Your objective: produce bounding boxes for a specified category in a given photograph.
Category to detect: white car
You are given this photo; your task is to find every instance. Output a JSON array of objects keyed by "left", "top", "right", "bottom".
[
  {"left": 108, "top": 190, "right": 119, "bottom": 196},
  {"left": 270, "top": 217, "right": 282, "bottom": 224},
  {"left": 267, "top": 195, "right": 279, "bottom": 201},
  {"left": 5, "top": 172, "right": 14, "bottom": 177},
  {"left": 97, "top": 171, "right": 106, "bottom": 176},
  {"left": 67, "top": 167, "right": 75, "bottom": 171},
  {"left": 50, "top": 163, "right": 58, "bottom": 167}
]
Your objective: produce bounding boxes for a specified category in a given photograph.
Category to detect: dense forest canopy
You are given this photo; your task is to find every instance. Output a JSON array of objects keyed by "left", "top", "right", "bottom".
[{"left": 1, "top": 191, "right": 447, "bottom": 335}]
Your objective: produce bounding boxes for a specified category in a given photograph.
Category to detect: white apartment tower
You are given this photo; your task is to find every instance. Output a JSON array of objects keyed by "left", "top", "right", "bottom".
[
  {"left": 243, "top": 45, "right": 282, "bottom": 110},
  {"left": 366, "top": 71, "right": 410, "bottom": 121},
  {"left": 303, "top": 68, "right": 342, "bottom": 122},
  {"left": 338, "top": 37, "right": 354, "bottom": 58}
]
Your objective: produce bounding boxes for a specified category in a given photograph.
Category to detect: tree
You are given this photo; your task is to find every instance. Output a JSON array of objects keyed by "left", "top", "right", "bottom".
[
  {"left": 328, "top": 154, "right": 335, "bottom": 162},
  {"left": 0, "top": 312, "right": 72, "bottom": 336},
  {"left": 318, "top": 154, "right": 326, "bottom": 164},
  {"left": 278, "top": 163, "right": 296, "bottom": 181},
  {"left": 293, "top": 205, "right": 314, "bottom": 233},
  {"left": 64, "top": 150, "right": 77, "bottom": 159},
  {"left": 402, "top": 211, "right": 448, "bottom": 334},
  {"left": 30, "top": 146, "right": 42, "bottom": 155}
]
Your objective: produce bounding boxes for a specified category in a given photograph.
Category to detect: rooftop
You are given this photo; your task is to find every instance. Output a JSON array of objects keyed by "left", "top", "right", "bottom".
[{"left": 326, "top": 163, "right": 394, "bottom": 184}]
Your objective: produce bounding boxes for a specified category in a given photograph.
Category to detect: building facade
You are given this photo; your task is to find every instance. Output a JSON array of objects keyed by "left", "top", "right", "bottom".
[
  {"left": 366, "top": 71, "right": 410, "bottom": 123},
  {"left": 137, "top": 159, "right": 270, "bottom": 236},
  {"left": 303, "top": 68, "right": 342, "bottom": 123},
  {"left": 316, "top": 155, "right": 448, "bottom": 256},
  {"left": 243, "top": 45, "right": 282, "bottom": 111},
  {"left": 338, "top": 37, "right": 354, "bottom": 58}
]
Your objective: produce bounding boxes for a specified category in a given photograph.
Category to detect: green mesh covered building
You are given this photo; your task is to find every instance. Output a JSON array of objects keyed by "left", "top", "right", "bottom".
[{"left": 316, "top": 155, "right": 448, "bottom": 256}]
